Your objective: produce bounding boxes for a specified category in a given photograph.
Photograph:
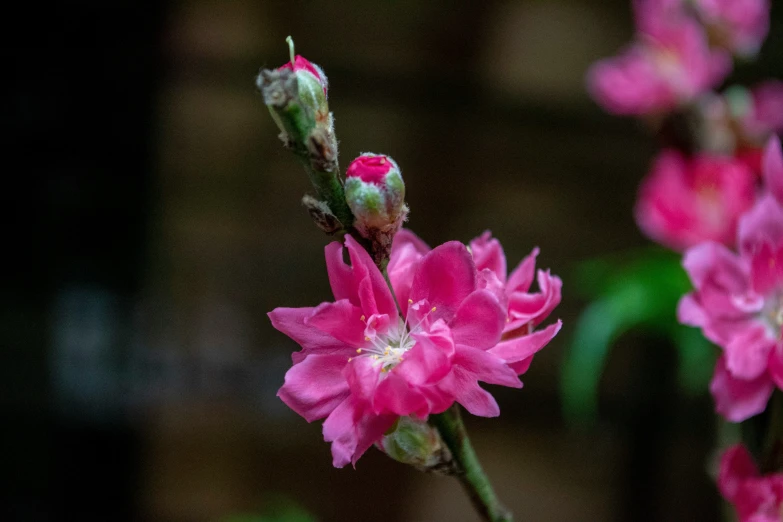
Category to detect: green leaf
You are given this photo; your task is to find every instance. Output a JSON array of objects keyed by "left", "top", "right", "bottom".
[{"left": 561, "top": 248, "right": 715, "bottom": 424}]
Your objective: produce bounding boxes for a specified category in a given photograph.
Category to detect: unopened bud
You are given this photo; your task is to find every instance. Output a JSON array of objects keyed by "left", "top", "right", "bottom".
[
  {"left": 277, "top": 37, "right": 329, "bottom": 124},
  {"left": 345, "top": 153, "right": 407, "bottom": 243},
  {"left": 256, "top": 37, "right": 331, "bottom": 140},
  {"left": 378, "top": 416, "right": 455, "bottom": 473}
]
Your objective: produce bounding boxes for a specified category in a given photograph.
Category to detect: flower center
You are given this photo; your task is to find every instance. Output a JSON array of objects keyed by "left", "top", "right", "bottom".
[{"left": 351, "top": 301, "right": 436, "bottom": 372}]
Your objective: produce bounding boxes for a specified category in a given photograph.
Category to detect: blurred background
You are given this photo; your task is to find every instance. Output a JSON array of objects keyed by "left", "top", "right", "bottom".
[{"left": 3, "top": 1, "right": 782, "bottom": 520}]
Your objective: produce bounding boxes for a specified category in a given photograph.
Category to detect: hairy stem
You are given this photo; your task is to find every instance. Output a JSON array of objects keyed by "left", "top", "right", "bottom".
[{"left": 431, "top": 405, "right": 513, "bottom": 522}]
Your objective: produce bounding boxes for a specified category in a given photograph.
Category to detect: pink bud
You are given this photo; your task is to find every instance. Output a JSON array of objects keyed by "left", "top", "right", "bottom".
[
  {"left": 278, "top": 55, "right": 327, "bottom": 94},
  {"left": 346, "top": 154, "right": 395, "bottom": 185}
]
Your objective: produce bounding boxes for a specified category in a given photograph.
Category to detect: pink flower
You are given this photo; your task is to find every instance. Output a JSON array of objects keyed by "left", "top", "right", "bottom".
[
  {"left": 693, "top": 0, "right": 770, "bottom": 57},
  {"left": 718, "top": 444, "right": 783, "bottom": 521},
  {"left": 390, "top": 230, "right": 563, "bottom": 376},
  {"left": 635, "top": 150, "right": 756, "bottom": 251},
  {"left": 677, "top": 139, "right": 783, "bottom": 421},
  {"left": 588, "top": 13, "right": 730, "bottom": 115},
  {"left": 270, "top": 234, "right": 524, "bottom": 467}
]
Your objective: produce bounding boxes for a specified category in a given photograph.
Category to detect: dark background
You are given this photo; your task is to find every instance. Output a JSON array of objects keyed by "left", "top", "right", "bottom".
[{"left": 2, "top": 1, "right": 781, "bottom": 520}]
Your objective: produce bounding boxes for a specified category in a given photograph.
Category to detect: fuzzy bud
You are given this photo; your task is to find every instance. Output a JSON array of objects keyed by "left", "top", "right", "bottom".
[
  {"left": 276, "top": 39, "right": 329, "bottom": 126},
  {"left": 344, "top": 154, "right": 408, "bottom": 257},
  {"left": 256, "top": 37, "right": 331, "bottom": 141},
  {"left": 378, "top": 416, "right": 454, "bottom": 473}
]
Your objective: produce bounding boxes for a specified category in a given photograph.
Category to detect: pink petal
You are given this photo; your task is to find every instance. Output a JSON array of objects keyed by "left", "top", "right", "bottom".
[
  {"left": 409, "top": 241, "right": 477, "bottom": 323},
  {"left": 325, "top": 236, "right": 398, "bottom": 319},
  {"left": 277, "top": 354, "right": 350, "bottom": 422},
  {"left": 739, "top": 195, "right": 783, "bottom": 257},
  {"left": 477, "top": 268, "right": 507, "bottom": 307},
  {"left": 469, "top": 231, "right": 507, "bottom": 284},
  {"left": 373, "top": 372, "right": 429, "bottom": 416},
  {"left": 454, "top": 344, "right": 521, "bottom": 388},
  {"left": 438, "top": 367, "right": 501, "bottom": 417},
  {"left": 710, "top": 355, "right": 774, "bottom": 422},
  {"left": 322, "top": 397, "right": 395, "bottom": 468},
  {"left": 398, "top": 320, "right": 454, "bottom": 385},
  {"left": 268, "top": 307, "right": 349, "bottom": 363},
  {"left": 767, "top": 341, "right": 783, "bottom": 389},
  {"left": 509, "top": 356, "right": 534, "bottom": 375},
  {"left": 306, "top": 300, "right": 366, "bottom": 347},
  {"left": 322, "top": 397, "right": 360, "bottom": 468},
  {"left": 388, "top": 229, "right": 431, "bottom": 316},
  {"left": 506, "top": 247, "right": 540, "bottom": 294},
  {"left": 349, "top": 411, "right": 397, "bottom": 467},
  {"left": 587, "top": 47, "right": 674, "bottom": 115},
  {"left": 683, "top": 241, "right": 747, "bottom": 292},
  {"left": 750, "top": 242, "right": 780, "bottom": 296},
  {"left": 677, "top": 294, "right": 707, "bottom": 327},
  {"left": 449, "top": 289, "right": 506, "bottom": 351},
  {"left": 506, "top": 269, "right": 563, "bottom": 331},
  {"left": 489, "top": 320, "right": 562, "bottom": 371},
  {"left": 719, "top": 444, "right": 759, "bottom": 501},
  {"left": 344, "top": 356, "right": 382, "bottom": 401},
  {"left": 725, "top": 325, "right": 775, "bottom": 380},
  {"left": 764, "top": 136, "right": 783, "bottom": 205}
]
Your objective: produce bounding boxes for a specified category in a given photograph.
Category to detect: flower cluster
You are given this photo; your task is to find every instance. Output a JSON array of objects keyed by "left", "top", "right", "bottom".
[
  {"left": 679, "top": 138, "right": 783, "bottom": 422},
  {"left": 271, "top": 231, "right": 561, "bottom": 467},
  {"left": 260, "top": 42, "right": 563, "bottom": 470},
  {"left": 588, "top": 0, "right": 783, "bottom": 516}
]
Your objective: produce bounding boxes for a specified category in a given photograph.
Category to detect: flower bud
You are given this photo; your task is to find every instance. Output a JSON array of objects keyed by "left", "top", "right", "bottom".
[
  {"left": 378, "top": 416, "right": 454, "bottom": 473},
  {"left": 276, "top": 37, "right": 329, "bottom": 126},
  {"left": 345, "top": 153, "right": 407, "bottom": 235},
  {"left": 256, "top": 37, "right": 330, "bottom": 139}
]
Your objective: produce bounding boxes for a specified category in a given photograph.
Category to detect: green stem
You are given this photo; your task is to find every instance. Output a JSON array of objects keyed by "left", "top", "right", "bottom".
[
  {"left": 431, "top": 405, "right": 513, "bottom": 522},
  {"left": 303, "top": 162, "right": 353, "bottom": 228}
]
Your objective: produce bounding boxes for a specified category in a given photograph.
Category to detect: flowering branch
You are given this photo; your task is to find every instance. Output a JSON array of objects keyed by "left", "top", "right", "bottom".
[
  {"left": 431, "top": 405, "right": 513, "bottom": 522},
  {"left": 261, "top": 38, "right": 561, "bottom": 522}
]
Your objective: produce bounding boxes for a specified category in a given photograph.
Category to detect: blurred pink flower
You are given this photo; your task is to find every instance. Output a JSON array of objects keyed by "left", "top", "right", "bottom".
[
  {"left": 588, "top": 13, "right": 730, "bottom": 115},
  {"left": 635, "top": 150, "right": 756, "bottom": 251},
  {"left": 743, "top": 81, "right": 783, "bottom": 142},
  {"left": 718, "top": 444, "right": 783, "bottom": 521},
  {"left": 634, "top": 0, "right": 770, "bottom": 56},
  {"left": 390, "top": 230, "right": 562, "bottom": 376},
  {"left": 271, "top": 234, "right": 524, "bottom": 467},
  {"left": 696, "top": 83, "right": 783, "bottom": 172},
  {"left": 678, "top": 139, "right": 783, "bottom": 421},
  {"left": 694, "top": 0, "right": 770, "bottom": 57}
]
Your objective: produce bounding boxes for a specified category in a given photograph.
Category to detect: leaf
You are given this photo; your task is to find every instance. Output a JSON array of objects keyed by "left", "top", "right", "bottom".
[{"left": 561, "top": 248, "right": 715, "bottom": 424}]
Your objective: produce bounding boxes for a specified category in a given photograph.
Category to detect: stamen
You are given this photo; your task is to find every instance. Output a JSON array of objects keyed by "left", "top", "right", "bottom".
[
  {"left": 360, "top": 315, "right": 366, "bottom": 322},
  {"left": 356, "top": 348, "right": 362, "bottom": 353}
]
